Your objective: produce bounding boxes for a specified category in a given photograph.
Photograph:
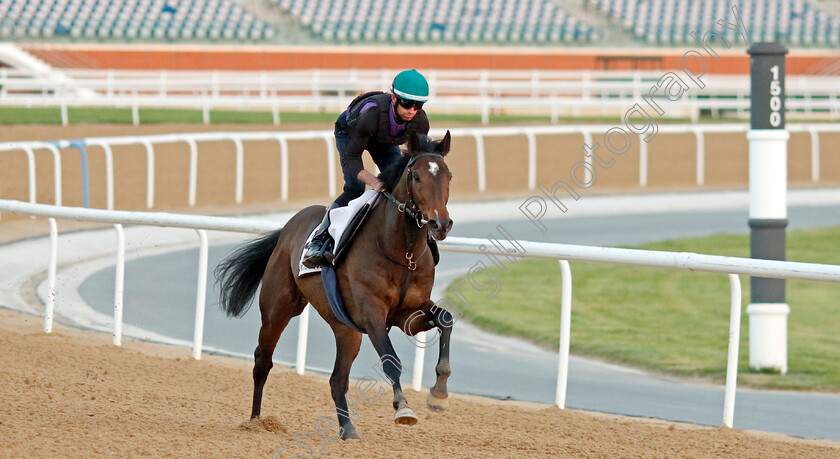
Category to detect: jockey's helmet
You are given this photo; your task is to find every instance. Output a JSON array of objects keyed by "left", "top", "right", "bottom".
[{"left": 391, "top": 69, "right": 429, "bottom": 102}]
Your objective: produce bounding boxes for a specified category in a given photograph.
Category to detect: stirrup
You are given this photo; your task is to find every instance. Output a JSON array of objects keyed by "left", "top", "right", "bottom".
[
  {"left": 302, "top": 204, "right": 338, "bottom": 268},
  {"left": 303, "top": 240, "right": 329, "bottom": 267},
  {"left": 303, "top": 227, "right": 334, "bottom": 268}
]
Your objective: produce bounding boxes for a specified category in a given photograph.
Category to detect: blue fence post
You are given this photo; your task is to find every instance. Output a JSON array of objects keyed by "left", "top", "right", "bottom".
[{"left": 69, "top": 140, "right": 90, "bottom": 208}]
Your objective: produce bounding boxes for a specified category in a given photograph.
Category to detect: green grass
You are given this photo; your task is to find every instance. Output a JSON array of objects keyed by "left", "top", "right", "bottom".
[
  {"left": 0, "top": 106, "right": 754, "bottom": 126},
  {"left": 0, "top": 107, "right": 67, "bottom": 124},
  {"left": 0, "top": 106, "right": 599, "bottom": 125},
  {"left": 447, "top": 227, "right": 840, "bottom": 391}
]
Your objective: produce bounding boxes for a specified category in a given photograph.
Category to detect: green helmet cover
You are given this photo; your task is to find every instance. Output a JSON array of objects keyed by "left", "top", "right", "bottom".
[{"left": 392, "top": 69, "right": 429, "bottom": 102}]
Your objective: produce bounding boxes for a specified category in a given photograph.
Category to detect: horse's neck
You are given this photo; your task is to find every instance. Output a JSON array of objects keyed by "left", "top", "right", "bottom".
[{"left": 378, "top": 184, "right": 426, "bottom": 255}]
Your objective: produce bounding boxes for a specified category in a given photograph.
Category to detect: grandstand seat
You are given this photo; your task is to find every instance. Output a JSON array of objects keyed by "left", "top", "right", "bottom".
[
  {"left": 266, "top": 0, "right": 594, "bottom": 44},
  {"left": 0, "top": 0, "right": 277, "bottom": 42},
  {"left": 586, "top": 0, "right": 840, "bottom": 47}
]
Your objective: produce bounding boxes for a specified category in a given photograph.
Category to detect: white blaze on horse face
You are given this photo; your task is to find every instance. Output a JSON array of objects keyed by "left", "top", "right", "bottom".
[{"left": 428, "top": 162, "right": 439, "bottom": 176}]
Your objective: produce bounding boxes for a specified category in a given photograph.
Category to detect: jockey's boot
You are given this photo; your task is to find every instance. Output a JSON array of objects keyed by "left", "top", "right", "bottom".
[
  {"left": 302, "top": 203, "right": 339, "bottom": 268},
  {"left": 428, "top": 236, "right": 440, "bottom": 266}
]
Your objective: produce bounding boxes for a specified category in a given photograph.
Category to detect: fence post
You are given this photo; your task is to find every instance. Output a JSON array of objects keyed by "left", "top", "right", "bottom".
[
  {"left": 45, "top": 144, "right": 63, "bottom": 206},
  {"left": 186, "top": 138, "right": 198, "bottom": 207},
  {"left": 526, "top": 131, "right": 537, "bottom": 190},
  {"left": 276, "top": 136, "right": 290, "bottom": 201},
  {"left": 132, "top": 102, "right": 139, "bottom": 126},
  {"left": 639, "top": 135, "right": 648, "bottom": 187},
  {"left": 192, "top": 229, "right": 209, "bottom": 360},
  {"left": 70, "top": 141, "right": 90, "bottom": 208},
  {"left": 472, "top": 133, "right": 487, "bottom": 192},
  {"left": 272, "top": 103, "right": 280, "bottom": 125},
  {"left": 296, "top": 304, "right": 311, "bottom": 375},
  {"left": 555, "top": 260, "right": 572, "bottom": 409},
  {"left": 60, "top": 101, "right": 68, "bottom": 126},
  {"left": 21, "top": 146, "right": 37, "bottom": 204},
  {"left": 93, "top": 142, "right": 116, "bottom": 210},
  {"left": 113, "top": 224, "right": 125, "bottom": 346},
  {"left": 44, "top": 218, "right": 58, "bottom": 334},
  {"left": 142, "top": 141, "right": 155, "bottom": 208},
  {"left": 412, "top": 331, "right": 426, "bottom": 391},
  {"left": 232, "top": 137, "right": 244, "bottom": 204},
  {"left": 723, "top": 273, "right": 743, "bottom": 428}
]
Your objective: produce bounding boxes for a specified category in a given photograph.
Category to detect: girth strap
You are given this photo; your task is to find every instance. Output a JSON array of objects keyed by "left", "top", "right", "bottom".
[{"left": 321, "top": 265, "right": 366, "bottom": 333}]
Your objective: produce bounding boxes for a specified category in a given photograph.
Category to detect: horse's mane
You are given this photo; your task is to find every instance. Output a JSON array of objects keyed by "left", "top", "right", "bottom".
[
  {"left": 378, "top": 135, "right": 439, "bottom": 193},
  {"left": 378, "top": 154, "right": 412, "bottom": 193}
]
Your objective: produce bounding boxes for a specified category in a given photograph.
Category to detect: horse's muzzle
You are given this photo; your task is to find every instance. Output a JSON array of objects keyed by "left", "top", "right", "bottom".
[{"left": 428, "top": 218, "right": 453, "bottom": 241}]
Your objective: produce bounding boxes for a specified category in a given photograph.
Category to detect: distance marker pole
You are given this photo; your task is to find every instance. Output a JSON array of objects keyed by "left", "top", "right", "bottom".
[{"left": 746, "top": 42, "right": 789, "bottom": 374}]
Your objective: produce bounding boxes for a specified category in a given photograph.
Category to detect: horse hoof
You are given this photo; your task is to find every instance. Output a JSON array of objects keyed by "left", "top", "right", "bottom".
[
  {"left": 340, "top": 427, "right": 360, "bottom": 441},
  {"left": 426, "top": 392, "right": 449, "bottom": 411},
  {"left": 394, "top": 407, "right": 418, "bottom": 426}
]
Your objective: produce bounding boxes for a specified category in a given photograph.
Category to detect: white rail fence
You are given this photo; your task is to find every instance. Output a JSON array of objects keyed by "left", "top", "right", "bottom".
[
  {"left": 1, "top": 123, "right": 838, "bottom": 222},
  {"left": 3, "top": 198, "right": 840, "bottom": 429},
  {"left": 2, "top": 68, "right": 839, "bottom": 125}
]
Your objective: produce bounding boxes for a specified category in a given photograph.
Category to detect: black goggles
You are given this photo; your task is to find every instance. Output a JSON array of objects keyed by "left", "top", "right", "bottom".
[{"left": 396, "top": 97, "right": 424, "bottom": 110}]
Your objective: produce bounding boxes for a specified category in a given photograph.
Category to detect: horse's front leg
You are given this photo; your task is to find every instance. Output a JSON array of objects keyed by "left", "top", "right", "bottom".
[
  {"left": 427, "top": 305, "right": 453, "bottom": 411},
  {"left": 367, "top": 325, "right": 418, "bottom": 426}
]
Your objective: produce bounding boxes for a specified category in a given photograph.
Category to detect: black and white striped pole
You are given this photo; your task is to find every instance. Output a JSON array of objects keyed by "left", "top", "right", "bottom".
[{"left": 746, "top": 42, "right": 789, "bottom": 374}]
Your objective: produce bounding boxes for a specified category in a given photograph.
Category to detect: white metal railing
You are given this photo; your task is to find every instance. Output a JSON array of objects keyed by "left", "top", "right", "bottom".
[
  {"left": 438, "top": 237, "right": 840, "bottom": 428},
  {"left": 0, "top": 199, "right": 281, "bottom": 360},
  {"left": 2, "top": 124, "right": 839, "bottom": 222},
  {"left": 3, "top": 199, "right": 840, "bottom": 430},
  {"left": 2, "top": 68, "right": 839, "bottom": 125}
]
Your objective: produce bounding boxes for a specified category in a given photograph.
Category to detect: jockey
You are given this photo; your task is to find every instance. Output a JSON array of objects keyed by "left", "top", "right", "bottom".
[{"left": 302, "top": 69, "right": 432, "bottom": 268}]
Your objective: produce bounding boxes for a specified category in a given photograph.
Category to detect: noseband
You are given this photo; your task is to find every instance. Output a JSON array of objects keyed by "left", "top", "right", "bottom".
[{"left": 382, "top": 152, "right": 445, "bottom": 228}]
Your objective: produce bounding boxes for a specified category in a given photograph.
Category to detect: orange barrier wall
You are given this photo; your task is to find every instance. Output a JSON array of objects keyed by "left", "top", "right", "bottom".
[{"left": 21, "top": 43, "right": 835, "bottom": 74}]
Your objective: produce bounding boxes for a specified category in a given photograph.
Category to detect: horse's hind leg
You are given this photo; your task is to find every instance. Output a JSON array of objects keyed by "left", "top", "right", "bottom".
[
  {"left": 327, "top": 327, "right": 363, "bottom": 440},
  {"left": 250, "top": 278, "right": 306, "bottom": 419}
]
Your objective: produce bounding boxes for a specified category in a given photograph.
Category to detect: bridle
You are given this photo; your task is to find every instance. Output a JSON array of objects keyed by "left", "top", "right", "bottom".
[
  {"left": 381, "top": 152, "right": 444, "bottom": 228},
  {"left": 381, "top": 152, "right": 445, "bottom": 271}
]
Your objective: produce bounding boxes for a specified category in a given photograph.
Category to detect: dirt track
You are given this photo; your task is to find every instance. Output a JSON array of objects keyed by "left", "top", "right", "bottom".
[
  {"left": 2, "top": 123, "right": 840, "bottom": 457},
  {"left": 1, "top": 308, "right": 838, "bottom": 458}
]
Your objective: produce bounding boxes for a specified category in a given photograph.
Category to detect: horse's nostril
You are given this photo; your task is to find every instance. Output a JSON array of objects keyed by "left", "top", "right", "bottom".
[{"left": 428, "top": 218, "right": 451, "bottom": 233}]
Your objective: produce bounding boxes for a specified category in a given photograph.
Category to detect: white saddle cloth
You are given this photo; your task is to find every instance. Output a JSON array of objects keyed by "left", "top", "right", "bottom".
[
  {"left": 298, "top": 190, "right": 379, "bottom": 277},
  {"left": 327, "top": 189, "right": 379, "bottom": 245}
]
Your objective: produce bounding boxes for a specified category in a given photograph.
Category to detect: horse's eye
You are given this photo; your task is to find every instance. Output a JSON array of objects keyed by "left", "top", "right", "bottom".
[{"left": 412, "top": 172, "right": 421, "bottom": 182}]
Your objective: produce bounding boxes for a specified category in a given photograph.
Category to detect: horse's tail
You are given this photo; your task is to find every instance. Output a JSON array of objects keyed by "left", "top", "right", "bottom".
[{"left": 215, "top": 229, "right": 282, "bottom": 318}]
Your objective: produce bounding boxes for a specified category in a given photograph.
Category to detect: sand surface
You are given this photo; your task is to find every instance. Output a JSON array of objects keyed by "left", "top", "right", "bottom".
[{"left": 1, "top": 308, "right": 838, "bottom": 458}]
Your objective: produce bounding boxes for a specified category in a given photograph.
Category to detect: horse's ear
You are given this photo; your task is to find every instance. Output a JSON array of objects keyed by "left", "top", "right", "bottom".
[
  {"left": 435, "top": 130, "right": 451, "bottom": 156},
  {"left": 407, "top": 129, "right": 421, "bottom": 154}
]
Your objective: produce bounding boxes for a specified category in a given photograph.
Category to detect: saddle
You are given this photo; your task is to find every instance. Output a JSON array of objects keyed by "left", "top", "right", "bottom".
[{"left": 298, "top": 191, "right": 380, "bottom": 277}]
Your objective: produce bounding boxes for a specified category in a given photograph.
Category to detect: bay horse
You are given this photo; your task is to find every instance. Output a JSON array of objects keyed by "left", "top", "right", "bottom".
[{"left": 215, "top": 130, "right": 454, "bottom": 440}]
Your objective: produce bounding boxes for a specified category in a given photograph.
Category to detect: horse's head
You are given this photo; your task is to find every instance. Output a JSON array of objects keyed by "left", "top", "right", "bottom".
[
  {"left": 406, "top": 130, "right": 453, "bottom": 241},
  {"left": 382, "top": 130, "right": 453, "bottom": 241}
]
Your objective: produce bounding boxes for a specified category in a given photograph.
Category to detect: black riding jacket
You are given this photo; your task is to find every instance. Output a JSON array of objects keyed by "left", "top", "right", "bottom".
[{"left": 336, "top": 92, "right": 430, "bottom": 180}]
